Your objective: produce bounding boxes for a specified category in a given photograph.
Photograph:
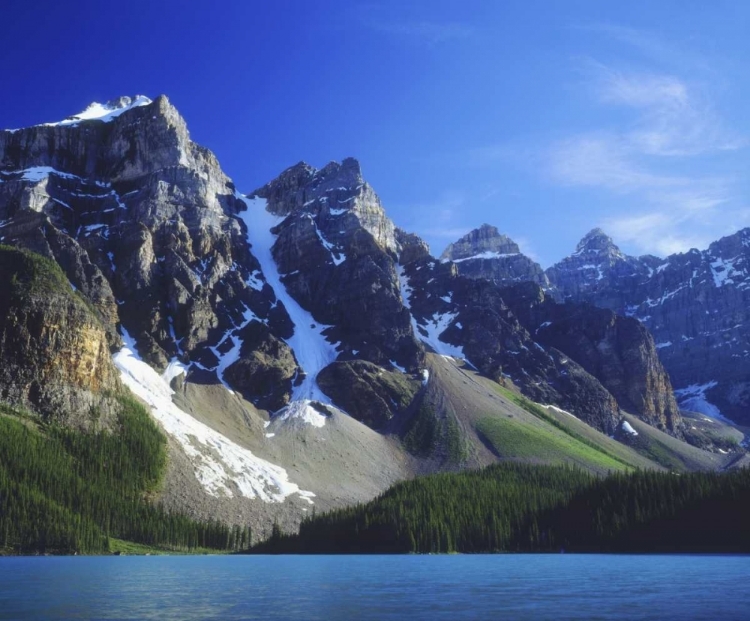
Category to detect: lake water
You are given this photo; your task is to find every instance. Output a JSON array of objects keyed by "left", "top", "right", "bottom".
[{"left": 0, "top": 555, "right": 748, "bottom": 620}]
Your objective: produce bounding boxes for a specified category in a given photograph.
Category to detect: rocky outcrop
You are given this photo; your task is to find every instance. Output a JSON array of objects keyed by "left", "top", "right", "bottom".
[
  {"left": 398, "top": 246, "right": 622, "bottom": 433},
  {"left": 252, "top": 159, "right": 423, "bottom": 372},
  {"left": 548, "top": 228, "right": 750, "bottom": 424},
  {"left": 439, "top": 224, "right": 550, "bottom": 288},
  {"left": 499, "top": 282, "right": 682, "bottom": 434},
  {"left": 0, "top": 245, "right": 121, "bottom": 428},
  {"left": 396, "top": 227, "right": 430, "bottom": 265},
  {"left": 222, "top": 322, "right": 298, "bottom": 411},
  {"left": 317, "top": 360, "right": 421, "bottom": 429}
]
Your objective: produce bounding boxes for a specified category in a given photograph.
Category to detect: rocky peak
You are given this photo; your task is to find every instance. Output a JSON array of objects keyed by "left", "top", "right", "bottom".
[
  {"left": 254, "top": 157, "right": 397, "bottom": 253},
  {"left": 439, "top": 224, "right": 549, "bottom": 288},
  {"left": 440, "top": 224, "right": 520, "bottom": 262},
  {"left": 573, "top": 228, "right": 623, "bottom": 260},
  {"left": 395, "top": 228, "right": 430, "bottom": 265}
]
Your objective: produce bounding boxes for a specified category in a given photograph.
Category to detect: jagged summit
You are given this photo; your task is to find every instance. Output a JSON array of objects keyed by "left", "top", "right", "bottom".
[
  {"left": 573, "top": 228, "right": 622, "bottom": 257},
  {"left": 253, "top": 156, "right": 397, "bottom": 252},
  {"left": 439, "top": 224, "right": 549, "bottom": 288},
  {"left": 439, "top": 224, "right": 520, "bottom": 262}
]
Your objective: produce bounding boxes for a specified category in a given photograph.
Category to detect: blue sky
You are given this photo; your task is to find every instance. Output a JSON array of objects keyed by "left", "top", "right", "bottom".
[{"left": 3, "top": 0, "right": 749, "bottom": 265}]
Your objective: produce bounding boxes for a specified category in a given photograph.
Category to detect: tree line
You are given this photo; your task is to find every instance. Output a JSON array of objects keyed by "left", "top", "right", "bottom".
[
  {"left": 0, "top": 397, "right": 250, "bottom": 554},
  {"left": 249, "top": 463, "right": 750, "bottom": 554}
]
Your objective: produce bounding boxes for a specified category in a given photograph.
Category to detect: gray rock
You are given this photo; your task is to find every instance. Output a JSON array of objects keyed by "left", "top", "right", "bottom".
[
  {"left": 440, "top": 224, "right": 550, "bottom": 288},
  {"left": 548, "top": 228, "right": 750, "bottom": 424}
]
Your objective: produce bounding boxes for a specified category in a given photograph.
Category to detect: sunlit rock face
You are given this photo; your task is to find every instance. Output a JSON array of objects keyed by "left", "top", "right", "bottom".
[{"left": 440, "top": 224, "right": 550, "bottom": 288}]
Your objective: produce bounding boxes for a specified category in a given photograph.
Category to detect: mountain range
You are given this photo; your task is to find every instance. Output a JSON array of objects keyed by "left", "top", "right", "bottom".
[{"left": 1, "top": 95, "right": 747, "bottom": 538}]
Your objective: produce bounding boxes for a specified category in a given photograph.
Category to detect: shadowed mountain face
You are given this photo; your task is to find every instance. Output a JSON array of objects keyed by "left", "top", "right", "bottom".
[{"left": 547, "top": 228, "right": 750, "bottom": 425}]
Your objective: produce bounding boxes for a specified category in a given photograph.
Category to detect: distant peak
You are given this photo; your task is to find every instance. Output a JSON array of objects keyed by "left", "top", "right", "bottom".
[
  {"left": 574, "top": 228, "right": 620, "bottom": 255},
  {"left": 440, "top": 224, "right": 520, "bottom": 261}
]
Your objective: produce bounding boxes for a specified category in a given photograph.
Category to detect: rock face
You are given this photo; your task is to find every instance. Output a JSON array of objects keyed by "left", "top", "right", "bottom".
[
  {"left": 548, "top": 228, "right": 750, "bottom": 425},
  {"left": 252, "top": 159, "right": 422, "bottom": 372},
  {"left": 0, "top": 95, "right": 296, "bottom": 409},
  {"left": 439, "top": 224, "right": 550, "bottom": 288},
  {"left": 499, "top": 282, "right": 682, "bottom": 434},
  {"left": 317, "top": 361, "right": 421, "bottom": 429},
  {"left": 398, "top": 246, "right": 623, "bottom": 433},
  {"left": 0, "top": 245, "right": 121, "bottom": 428}
]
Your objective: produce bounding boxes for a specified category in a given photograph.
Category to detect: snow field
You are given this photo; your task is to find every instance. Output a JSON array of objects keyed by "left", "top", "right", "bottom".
[{"left": 113, "top": 330, "right": 315, "bottom": 503}]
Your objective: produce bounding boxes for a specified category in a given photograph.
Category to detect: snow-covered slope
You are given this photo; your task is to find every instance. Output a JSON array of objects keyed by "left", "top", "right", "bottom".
[
  {"left": 113, "top": 330, "right": 315, "bottom": 504},
  {"left": 237, "top": 195, "right": 340, "bottom": 423}
]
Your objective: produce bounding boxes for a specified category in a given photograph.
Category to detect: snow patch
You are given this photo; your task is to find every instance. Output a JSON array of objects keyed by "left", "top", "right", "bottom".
[
  {"left": 162, "top": 359, "right": 188, "bottom": 386},
  {"left": 113, "top": 330, "right": 315, "bottom": 502},
  {"left": 272, "top": 400, "right": 328, "bottom": 429},
  {"left": 43, "top": 96, "right": 152, "bottom": 127},
  {"left": 621, "top": 421, "right": 639, "bottom": 436},
  {"left": 389, "top": 360, "right": 406, "bottom": 374},
  {"left": 446, "top": 251, "right": 519, "bottom": 264},
  {"left": 675, "top": 381, "right": 732, "bottom": 422}
]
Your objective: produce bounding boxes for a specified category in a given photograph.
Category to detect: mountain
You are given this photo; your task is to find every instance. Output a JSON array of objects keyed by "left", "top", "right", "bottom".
[
  {"left": 547, "top": 228, "right": 750, "bottom": 425},
  {"left": 437, "top": 226, "right": 682, "bottom": 434},
  {"left": 439, "top": 224, "right": 550, "bottom": 288},
  {"left": 0, "top": 95, "right": 743, "bottom": 546}
]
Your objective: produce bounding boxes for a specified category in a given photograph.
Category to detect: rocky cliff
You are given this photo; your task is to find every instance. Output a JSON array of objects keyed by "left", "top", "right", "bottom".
[
  {"left": 0, "top": 95, "right": 301, "bottom": 409},
  {"left": 499, "top": 282, "right": 682, "bottom": 434},
  {"left": 399, "top": 240, "right": 624, "bottom": 433},
  {"left": 0, "top": 245, "right": 121, "bottom": 428},
  {"left": 548, "top": 228, "right": 750, "bottom": 425}
]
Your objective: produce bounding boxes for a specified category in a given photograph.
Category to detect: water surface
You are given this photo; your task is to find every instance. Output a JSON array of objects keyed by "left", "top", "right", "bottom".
[{"left": 0, "top": 554, "right": 748, "bottom": 620}]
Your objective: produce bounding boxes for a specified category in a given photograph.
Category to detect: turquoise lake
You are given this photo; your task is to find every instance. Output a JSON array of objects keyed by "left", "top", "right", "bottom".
[{"left": 0, "top": 554, "right": 748, "bottom": 620}]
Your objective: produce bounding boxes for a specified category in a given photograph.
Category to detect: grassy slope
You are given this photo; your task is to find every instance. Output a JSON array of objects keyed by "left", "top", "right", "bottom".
[
  {"left": 421, "top": 354, "right": 658, "bottom": 474},
  {"left": 420, "top": 354, "right": 737, "bottom": 474},
  {"left": 621, "top": 414, "right": 735, "bottom": 472}
]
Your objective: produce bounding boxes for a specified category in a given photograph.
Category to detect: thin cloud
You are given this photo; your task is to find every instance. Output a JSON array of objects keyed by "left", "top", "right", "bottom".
[
  {"left": 547, "top": 133, "right": 684, "bottom": 191},
  {"left": 542, "top": 44, "right": 747, "bottom": 257},
  {"left": 364, "top": 18, "right": 473, "bottom": 45},
  {"left": 583, "top": 61, "right": 744, "bottom": 156},
  {"left": 574, "top": 24, "right": 713, "bottom": 72}
]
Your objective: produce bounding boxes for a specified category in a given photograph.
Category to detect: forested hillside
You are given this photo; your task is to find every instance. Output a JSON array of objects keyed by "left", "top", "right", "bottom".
[
  {"left": 0, "top": 399, "right": 248, "bottom": 555},
  {"left": 250, "top": 464, "right": 750, "bottom": 554}
]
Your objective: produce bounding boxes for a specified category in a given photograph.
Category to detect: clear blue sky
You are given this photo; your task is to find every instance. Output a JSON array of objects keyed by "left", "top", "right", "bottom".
[{"left": 3, "top": 0, "right": 749, "bottom": 265}]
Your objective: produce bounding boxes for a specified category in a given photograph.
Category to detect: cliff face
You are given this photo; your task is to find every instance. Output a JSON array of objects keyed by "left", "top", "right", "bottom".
[
  {"left": 0, "top": 95, "right": 300, "bottom": 409},
  {"left": 0, "top": 246, "right": 121, "bottom": 428},
  {"left": 500, "top": 282, "right": 682, "bottom": 434},
  {"left": 398, "top": 245, "right": 623, "bottom": 434},
  {"left": 252, "top": 158, "right": 422, "bottom": 373},
  {"left": 547, "top": 228, "right": 750, "bottom": 424}
]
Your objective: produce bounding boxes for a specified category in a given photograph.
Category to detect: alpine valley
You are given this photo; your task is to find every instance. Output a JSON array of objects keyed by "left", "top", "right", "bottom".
[{"left": 0, "top": 95, "right": 748, "bottom": 553}]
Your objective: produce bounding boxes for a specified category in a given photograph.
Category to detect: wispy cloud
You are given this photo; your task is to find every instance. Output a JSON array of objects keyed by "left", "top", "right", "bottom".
[
  {"left": 585, "top": 62, "right": 743, "bottom": 156},
  {"left": 543, "top": 48, "right": 746, "bottom": 256},
  {"left": 574, "top": 24, "right": 713, "bottom": 72},
  {"left": 367, "top": 20, "right": 474, "bottom": 45}
]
